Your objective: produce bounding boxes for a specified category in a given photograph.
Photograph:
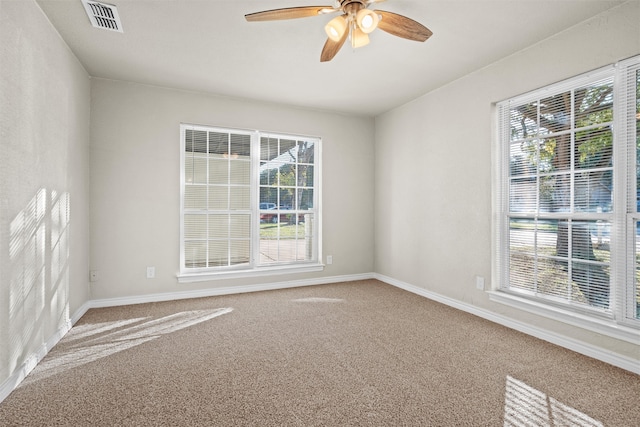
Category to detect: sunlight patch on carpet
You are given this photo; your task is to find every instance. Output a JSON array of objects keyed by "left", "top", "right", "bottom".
[
  {"left": 504, "top": 375, "right": 603, "bottom": 427},
  {"left": 19, "top": 308, "right": 233, "bottom": 386},
  {"left": 293, "top": 297, "right": 345, "bottom": 303}
]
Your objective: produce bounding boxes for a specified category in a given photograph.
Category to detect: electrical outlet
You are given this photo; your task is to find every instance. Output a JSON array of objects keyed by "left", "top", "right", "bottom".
[
  {"left": 476, "top": 276, "right": 485, "bottom": 290},
  {"left": 326, "top": 255, "right": 333, "bottom": 265},
  {"left": 90, "top": 270, "right": 99, "bottom": 282},
  {"left": 146, "top": 266, "right": 155, "bottom": 279}
]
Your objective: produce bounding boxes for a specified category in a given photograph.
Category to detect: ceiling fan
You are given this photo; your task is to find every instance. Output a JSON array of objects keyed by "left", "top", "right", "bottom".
[{"left": 245, "top": 0, "right": 433, "bottom": 62}]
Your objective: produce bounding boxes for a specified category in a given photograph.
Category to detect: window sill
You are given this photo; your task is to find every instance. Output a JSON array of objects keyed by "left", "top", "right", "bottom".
[
  {"left": 488, "top": 290, "right": 639, "bottom": 345},
  {"left": 177, "top": 263, "right": 325, "bottom": 283}
]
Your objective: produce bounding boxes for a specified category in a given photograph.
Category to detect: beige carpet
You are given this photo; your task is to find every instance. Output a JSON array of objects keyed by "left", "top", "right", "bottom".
[{"left": 0, "top": 280, "right": 638, "bottom": 426}]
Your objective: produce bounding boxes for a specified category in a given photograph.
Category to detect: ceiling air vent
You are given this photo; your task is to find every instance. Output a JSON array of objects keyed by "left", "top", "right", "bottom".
[{"left": 81, "top": 0, "right": 123, "bottom": 32}]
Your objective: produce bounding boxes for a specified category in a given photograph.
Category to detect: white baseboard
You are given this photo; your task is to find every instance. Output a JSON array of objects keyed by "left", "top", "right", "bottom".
[
  {"left": 87, "top": 273, "right": 375, "bottom": 308},
  {"left": 374, "top": 273, "right": 640, "bottom": 375},
  {"left": 0, "top": 315, "right": 78, "bottom": 404}
]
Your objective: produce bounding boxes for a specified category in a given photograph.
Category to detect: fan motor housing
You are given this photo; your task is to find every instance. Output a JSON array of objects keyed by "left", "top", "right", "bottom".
[{"left": 341, "top": 0, "right": 367, "bottom": 14}]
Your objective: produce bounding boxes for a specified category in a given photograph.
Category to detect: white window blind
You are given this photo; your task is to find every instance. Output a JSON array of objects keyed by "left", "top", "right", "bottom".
[
  {"left": 183, "top": 127, "right": 252, "bottom": 269},
  {"left": 495, "top": 56, "right": 640, "bottom": 328},
  {"left": 620, "top": 56, "right": 640, "bottom": 322},
  {"left": 180, "top": 124, "right": 320, "bottom": 277}
]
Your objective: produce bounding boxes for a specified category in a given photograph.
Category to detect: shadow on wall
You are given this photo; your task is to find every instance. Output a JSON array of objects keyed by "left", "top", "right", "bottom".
[{"left": 8, "top": 188, "right": 71, "bottom": 376}]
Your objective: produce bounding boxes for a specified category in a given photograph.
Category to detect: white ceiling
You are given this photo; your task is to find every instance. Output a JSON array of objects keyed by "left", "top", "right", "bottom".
[{"left": 36, "top": 0, "right": 625, "bottom": 116}]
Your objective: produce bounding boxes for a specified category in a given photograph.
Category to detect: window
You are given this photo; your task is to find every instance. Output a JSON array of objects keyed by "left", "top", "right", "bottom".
[
  {"left": 180, "top": 125, "right": 321, "bottom": 281},
  {"left": 494, "top": 56, "right": 640, "bottom": 333}
]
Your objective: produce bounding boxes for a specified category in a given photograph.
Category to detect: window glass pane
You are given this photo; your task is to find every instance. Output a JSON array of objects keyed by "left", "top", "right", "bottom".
[
  {"left": 259, "top": 221, "right": 309, "bottom": 264},
  {"left": 509, "top": 219, "right": 535, "bottom": 255},
  {"left": 259, "top": 187, "right": 278, "bottom": 208},
  {"left": 509, "top": 104, "right": 537, "bottom": 141},
  {"left": 184, "top": 186, "right": 207, "bottom": 209},
  {"left": 260, "top": 137, "right": 278, "bottom": 161},
  {"left": 570, "top": 220, "right": 610, "bottom": 260},
  {"left": 535, "top": 254, "right": 570, "bottom": 300},
  {"left": 260, "top": 163, "right": 278, "bottom": 185},
  {"left": 510, "top": 177, "right": 536, "bottom": 213},
  {"left": 230, "top": 240, "right": 250, "bottom": 265},
  {"left": 574, "top": 79, "right": 614, "bottom": 128},
  {"left": 230, "top": 215, "right": 250, "bottom": 238},
  {"left": 528, "top": 221, "right": 567, "bottom": 299},
  {"left": 575, "top": 171, "right": 612, "bottom": 212},
  {"left": 208, "top": 187, "right": 227, "bottom": 210},
  {"left": 299, "top": 165, "right": 314, "bottom": 187},
  {"left": 229, "top": 186, "right": 250, "bottom": 210},
  {"left": 230, "top": 133, "right": 251, "bottom": 158},
  {"left": 297, "top": 140, "right": 315, "bottom": 164},
  {"left": 208, "top": 240, "right": 228, "bottom": 267},
  {"left": 276, "top": 188, "right": 293, "bottom": 210},
  {"left": 208, "top": 158, "right": 227, "bottom": 184},
  {"left": 509, "top": 252, "right": 535, "bottom": 292},
  {"left": 298, "top": 189, "right": 313, "bottom": 210},
  {"left": 185, "top": 129, "right": 207, "bottom": 154},
  {"left": 186, "top": 157, "right": 207, "bottom": 184},
  {"left": 260, "top": 163, "right": 278, "bottom": 186},
  {"left": 539, "top": 92, "right": 571, "bottom": 135},
  {"left": 539, "top": 173, "right": 570, "bottom": 213},
  {"left": 230, "top": 160, "right": 250, "bottom": 185},
  {"left": 536, "top": 220, "right": 558, "bottom": 256},
  {"left": 259, "top": 233, "right": 278, "bottom": 263},
  {"left": 575, "top": 127, "right": 613, "bottom": 170},
  {"left": 562, "top": 220, "right": 610, "bottom": 308},
  {"left": 541, "top": 135, "right": 570, "bottom": 173},
  {"left": 184, "top": 214, "right": 206, "bottom": 239},
  {"left": 510, "top": 142, "right": 534, "bottom": 177},
  {"left": 208, "top": 131, "right": 229, "bottom": 157},
  {"left": 184, "top": 241, "right": 206, "bottom": 268},
  {"left": 278, "top": 164, "right": 296, "bottom": 188},
  {"left": 279, "top": 138, "right": 297, "bottom": 157},
  {"left": 300, "top": 215, "right": 314, "bottom": 261},
  {"left": 571, "top": 261, "right": 609, "bottom": 308},
  {"left": 208, "top": 215, "right": 228, "bottom": 239}
]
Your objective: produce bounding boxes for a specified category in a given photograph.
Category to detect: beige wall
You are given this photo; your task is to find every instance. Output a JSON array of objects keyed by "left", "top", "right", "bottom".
[
  {"left": 89, "top": 79, "right": 375, "bottom": 299},
  {"left": 374, "top": 1, "right": 640, "bottom": 361},
  {"left": 0, "top": 0, "right": 90, "bottom": 386}
]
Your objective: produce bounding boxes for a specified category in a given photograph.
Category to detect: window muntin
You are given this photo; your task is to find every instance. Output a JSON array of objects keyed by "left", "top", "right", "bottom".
[
  {"left": 497, "top": 57, "right": 640, "bottom": 327},
  {"left": 180, "top": 125, "right": 320, "bottom": 275}
]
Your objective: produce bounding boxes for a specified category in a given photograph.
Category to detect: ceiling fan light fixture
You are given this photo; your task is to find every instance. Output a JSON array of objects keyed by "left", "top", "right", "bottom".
[
  {"left": 351, "top": 27, "right": 370, "bottom": 48},
  {"left": 245, "top": 2, "right": 433, "bottom": 62},
  {"left": 325, "top": 15, "right": 348, "bottom": 42},
  {"left": 356, "top": 9, "right": 379, "bottom": 34}
]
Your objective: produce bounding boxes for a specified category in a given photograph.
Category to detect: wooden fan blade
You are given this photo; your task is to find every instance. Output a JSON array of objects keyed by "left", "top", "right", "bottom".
[
  {"left": 245, "top": 6, "right": 336, "bottom": 22},
  {"left": 374, "top": 10, "right": 433, "bottom": 42},
  {"left": 320, "top": 28, "right": 349, "bottom": 62}
]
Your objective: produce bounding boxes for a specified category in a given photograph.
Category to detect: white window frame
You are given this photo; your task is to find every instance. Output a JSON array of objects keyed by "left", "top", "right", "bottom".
[
  {"left": 178, "top": 124, "right": 323, "bottom": 283},
  {"left": 491, "top": 57, "right": 640, "bottom": 343}
]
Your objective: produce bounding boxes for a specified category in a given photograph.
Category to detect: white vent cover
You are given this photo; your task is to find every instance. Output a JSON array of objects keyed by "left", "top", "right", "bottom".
[{"left": 81, "top": 0, "right": 123, "bottom": 32}]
